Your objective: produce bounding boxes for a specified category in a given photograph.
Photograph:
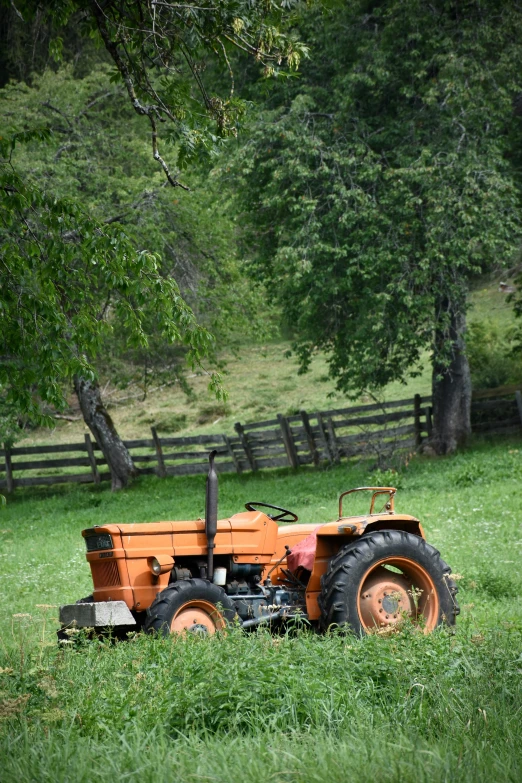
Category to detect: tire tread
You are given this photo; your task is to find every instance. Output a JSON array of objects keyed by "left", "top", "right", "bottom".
[
  {"left": 318, "top": 530, "right": 459, "bottom": 633},
  {"left": 144, "top": 578, "right": 236, "bottom": 636}
]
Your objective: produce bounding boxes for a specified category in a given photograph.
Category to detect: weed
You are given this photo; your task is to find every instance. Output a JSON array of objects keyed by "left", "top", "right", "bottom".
[
  {"left": 463, "top": 567, "right": 518, "bottom": 600},
  {"left": 371, "top": 467, "right": 405, "bottom": 489},
  {"left": 138, "top": 412, "right": 187, "bottom": 432},
  {"left": 197, "top": 403, "right": 230, "bottom": 425},
  {"left": 453, "top": 461, "right": 488, "bottom": 486}
]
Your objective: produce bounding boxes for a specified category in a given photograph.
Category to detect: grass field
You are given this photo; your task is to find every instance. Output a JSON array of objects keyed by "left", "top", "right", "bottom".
[{"left": 1, "top": 435, "right": 521, "bottom": 781}]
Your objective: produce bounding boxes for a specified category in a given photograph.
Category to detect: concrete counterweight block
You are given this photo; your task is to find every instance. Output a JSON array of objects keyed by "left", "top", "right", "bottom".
[{"left": 59, "top": 601, "right": 136, "bottom": 628}]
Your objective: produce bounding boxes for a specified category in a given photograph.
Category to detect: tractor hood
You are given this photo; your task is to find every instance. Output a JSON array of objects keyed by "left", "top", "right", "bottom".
[{"left": 82, "top": 509, "right": 279, "bottom": 561}]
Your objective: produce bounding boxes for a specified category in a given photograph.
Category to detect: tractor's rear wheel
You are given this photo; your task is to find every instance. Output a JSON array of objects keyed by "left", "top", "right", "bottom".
[
  {"left": 144, "top": 578, "right": 236, "bottom": 636},
  {"left": 318, "top": 530, "right": 459, "bottom": 634}
]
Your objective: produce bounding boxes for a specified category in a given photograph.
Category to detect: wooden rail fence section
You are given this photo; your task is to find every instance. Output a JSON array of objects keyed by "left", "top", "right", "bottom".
[{"left": 1, "top": 384, "right": 521, "bottom": 492}]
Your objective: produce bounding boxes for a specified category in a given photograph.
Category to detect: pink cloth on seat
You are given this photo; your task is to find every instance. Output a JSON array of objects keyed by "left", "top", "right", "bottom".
[{"left": 286, "top": 526, "right": 322, "bottom": 572}]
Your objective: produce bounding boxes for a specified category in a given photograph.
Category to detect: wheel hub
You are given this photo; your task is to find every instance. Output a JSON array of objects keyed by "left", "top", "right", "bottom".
[
  {"left": 170, "top": 602, "right": 223, "bottom": 635},
  {"left": 187, "top": 622, "right": 210, "bottom": 635},
  {"left": 357, "top": 557, "right": 439, "bottom": 632},
  {"left": 359, "top": 569, "right": 413, "bottom": 627},
  {"left": 381, "top": 594, "right": 400, "bottom": 614}
]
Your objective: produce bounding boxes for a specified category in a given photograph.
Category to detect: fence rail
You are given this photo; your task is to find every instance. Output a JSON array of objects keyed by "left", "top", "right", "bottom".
[{"left": 1, "top": 384, "right": 521, "bottom": 492}]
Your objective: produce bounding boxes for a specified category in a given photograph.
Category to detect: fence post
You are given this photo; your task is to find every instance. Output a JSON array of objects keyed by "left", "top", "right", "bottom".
[
  {"left": 223, "top": 434, "right": 241, "bottom": 474},
  {"left": 84, "top": 434, "right": 101, "bottom": 485},
  {"left": 413, "top": 394, "right": 422, "bottom": 446},
  {"left": 151, "top": 426, "right": 166, "bottom": 478},
  {"left": 4, "top": 444, "right": 13, "bottom": 493},
  {"left": 515, "top": 390, "right": 522, "bottom": 430},
  {"left": 277, "top": 414, "right": 299, "bottom": 469},
  {"left": 300, "top": 410, "right": 320, "bottom": 466},
  {"left": 234, "top": 422, "right": 256, "bottom": 471},
  {"left": 424, "top": 406, "right": 433, "bottom": 438},
  {"left": 326, "top": 418, "right": 340, "bottom": 464},
  {"left": 316, "top": 413, "right": 332, "bottom": 463}
]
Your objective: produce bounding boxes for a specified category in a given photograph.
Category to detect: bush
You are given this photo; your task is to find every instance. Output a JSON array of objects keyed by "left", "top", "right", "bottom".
[
  {"left": 452, "top": 461, "right": 487, "bottom": 486},
  {"left": 463, "top": 567, "right": 517, "bottom": 599},
  {"left": 466, "top": 320, "right": 522, "bottom": 389},
  {"left": 138, "top": 412, "right": 187, "bottom": 433},
  {"left": 0, "top": 394, "right": 25, "bottom": 448}
]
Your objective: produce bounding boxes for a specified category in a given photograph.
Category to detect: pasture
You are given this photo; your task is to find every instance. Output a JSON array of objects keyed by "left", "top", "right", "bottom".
[{"left": 0, "top": 437, "right": 521, "bottom": 782}]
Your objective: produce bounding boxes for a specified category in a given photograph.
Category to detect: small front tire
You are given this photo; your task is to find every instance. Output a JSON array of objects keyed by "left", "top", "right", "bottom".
[{"left": 143, "top": 578, "right": 236, "bottom": 636}]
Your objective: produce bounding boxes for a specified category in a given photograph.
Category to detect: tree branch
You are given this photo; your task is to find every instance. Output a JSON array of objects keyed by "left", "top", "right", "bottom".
[
  {"left": 90, "top": 0, "right": 188, "bottom": 188},
  {"left": 103, "top": 183, "right": 168, "bottom": 224},
  {"left": 150, "top": 114, "right": 190, "bottom": 189},
  {"left": 41, "top": 100, "right": 73, "bottom": 128}
]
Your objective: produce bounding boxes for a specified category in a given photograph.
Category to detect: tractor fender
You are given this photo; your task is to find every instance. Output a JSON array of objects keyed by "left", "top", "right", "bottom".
[
  {"left": 335, "top": 515, "right": 425, "bottom": 540},
  {"left": 304, "top": 516, "right": 425, "bottom": 621}
]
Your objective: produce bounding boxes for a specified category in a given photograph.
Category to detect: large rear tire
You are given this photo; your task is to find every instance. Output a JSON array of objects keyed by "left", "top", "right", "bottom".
[
  {"left": 143, "top": 578, "right": 236, "bottom": 636},
  {"left": 318, "top": 530, "right": 459, "bottom": 634}
]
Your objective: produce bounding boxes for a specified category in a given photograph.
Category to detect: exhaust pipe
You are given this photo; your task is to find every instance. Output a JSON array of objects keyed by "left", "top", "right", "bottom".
[{"left": 205, "top": 450, "right": 218, "bottom": 582}]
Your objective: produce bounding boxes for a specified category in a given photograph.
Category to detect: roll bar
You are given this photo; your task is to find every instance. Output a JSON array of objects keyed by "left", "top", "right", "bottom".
[{"left": 338, "top": 487, "right": 396, "bottom": 518}]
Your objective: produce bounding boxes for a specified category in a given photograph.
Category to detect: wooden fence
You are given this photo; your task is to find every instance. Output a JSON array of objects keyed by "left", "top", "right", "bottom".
[{"left": 1, "top": 385, "right": 521, "bottom": 492}]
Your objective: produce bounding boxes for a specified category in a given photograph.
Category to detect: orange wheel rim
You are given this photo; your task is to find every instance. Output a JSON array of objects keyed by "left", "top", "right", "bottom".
[
  {"left": 170, "top": 600, "right": 225, "bottom": 635},
  {"left": 357, "top": 556, "right": 439, "bottom": 633}
]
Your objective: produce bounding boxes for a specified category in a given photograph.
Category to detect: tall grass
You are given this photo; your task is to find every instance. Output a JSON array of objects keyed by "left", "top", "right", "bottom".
[
  {"left": 0, "top": 436, "right": 521, "bottom": 781},
  {"left": 1, "top": 621, "right": 521, "bottom": 782}
]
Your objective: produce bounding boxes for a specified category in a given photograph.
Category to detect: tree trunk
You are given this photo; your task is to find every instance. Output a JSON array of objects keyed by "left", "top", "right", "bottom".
[
  {"left": 430, "top": 303, "right": 472, "bottom": 455},
  {"left": 74, "top": 376, "right": 138, "bottom": 490}
]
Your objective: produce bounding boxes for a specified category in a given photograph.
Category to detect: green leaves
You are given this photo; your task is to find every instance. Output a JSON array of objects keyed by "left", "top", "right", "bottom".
[
  {"left": 16, "top": 0, "right": 308, "bottom": 184},
  {"left": 0, "top": 62, "right": 282, "bottom": 418},
  {"left": 0, "top": 130, "right": 216, "bottom": 421},
  {"left": 0, "top": 127, "right": 51, "bottom": 158},
  {"left": 233, "top": 0, "right": 522, "bottom": 394}
]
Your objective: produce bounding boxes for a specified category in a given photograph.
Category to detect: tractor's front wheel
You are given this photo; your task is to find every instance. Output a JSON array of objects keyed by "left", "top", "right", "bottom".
[
  {"left": 318, "top": 530, "right": 459, "bottom": 634},
  {"left": 144, "top": 578, "right": 236, "bottom": 636}
]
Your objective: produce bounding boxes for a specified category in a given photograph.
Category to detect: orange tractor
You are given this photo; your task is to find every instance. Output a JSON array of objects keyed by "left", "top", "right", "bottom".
[{"left": 60, "top": 453, "right": 459, "bottom": 636}]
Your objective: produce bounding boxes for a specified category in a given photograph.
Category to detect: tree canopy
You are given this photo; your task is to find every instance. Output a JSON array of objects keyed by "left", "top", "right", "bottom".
[
  {"left": 0, "top": 65, "right": 272, "bottom": 400},
  {"left": 231, "top": 0, "right": 522, "bottom": 450},
  {"left": 1, "top": 0, "right": 522, "bottom": 458},
  {"left": 1, "top": 0, "right": 304, "bottom": 444},
  {"left": 0, "top": 127, "right": 216, "bottom": 425},
  {"left": 11, "top": 0, "right": 308, "bottom": 186}
]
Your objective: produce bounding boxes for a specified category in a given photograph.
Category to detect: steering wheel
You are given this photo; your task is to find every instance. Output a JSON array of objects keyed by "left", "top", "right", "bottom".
[{"left": 245, "top": 502, "right": 298, "bottom": 523}]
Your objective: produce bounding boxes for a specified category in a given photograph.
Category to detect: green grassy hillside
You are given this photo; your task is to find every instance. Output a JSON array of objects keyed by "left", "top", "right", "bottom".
[{"left": 17, "top": 278, "right": 519, "bottom": 447}]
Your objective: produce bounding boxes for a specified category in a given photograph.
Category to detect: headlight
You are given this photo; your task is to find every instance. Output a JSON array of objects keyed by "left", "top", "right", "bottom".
[
  {"left": 147, "top": 555, "right": 174, "bottom": 575},
  {"left": 85, "top": 533, "right": 113, "bottom": 551},
  {"left": 150, "top": 557, "right": 161, "bottom": 576}
]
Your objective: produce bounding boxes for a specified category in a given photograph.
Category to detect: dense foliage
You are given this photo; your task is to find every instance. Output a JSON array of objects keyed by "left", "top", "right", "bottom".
[
  {"left": 1, "top": 0, "right": 307, "bottom": 438},
  {"left": 0, "top": 127, "right": 216, "bottom": 427},
  {"left": 10, "top": 0, "right": 308, "bottom": 185},
  {"left": 232, "top": 0, "right": 522, "bottom": 395},
  {"left": 0, "top": 66, "right": 272, "bottom": 403}
]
